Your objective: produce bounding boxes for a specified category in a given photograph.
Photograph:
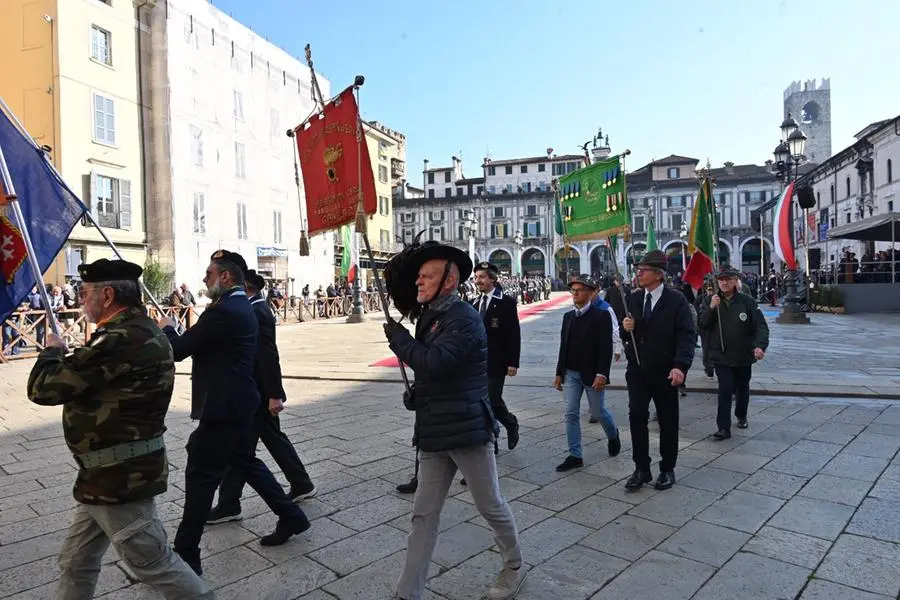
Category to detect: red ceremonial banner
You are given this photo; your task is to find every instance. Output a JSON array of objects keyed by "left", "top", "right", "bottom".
[{"left": 294, "top": 87, "right": 376, "bottom": 236}]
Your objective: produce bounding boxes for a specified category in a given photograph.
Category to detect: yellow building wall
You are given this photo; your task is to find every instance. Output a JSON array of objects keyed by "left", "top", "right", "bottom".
[
  {"left": 55, "top": 0, "right": 146, "bottom": 268},
  {"left": 364, "top": 128, "right": 397, "bottom": 253}
]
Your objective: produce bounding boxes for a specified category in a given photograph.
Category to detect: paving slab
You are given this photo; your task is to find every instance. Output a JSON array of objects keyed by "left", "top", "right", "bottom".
[
  {"left": 816, "top": 534, "right": 900, "bottom": 597},
  {"left": 691, "top": 552, "right": 810, "bottom": 600}
]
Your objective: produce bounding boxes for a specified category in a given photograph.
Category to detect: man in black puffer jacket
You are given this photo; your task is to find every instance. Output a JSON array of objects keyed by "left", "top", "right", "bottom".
[{"left": 384, "top": 242, "right": 525, "bottom": 600}]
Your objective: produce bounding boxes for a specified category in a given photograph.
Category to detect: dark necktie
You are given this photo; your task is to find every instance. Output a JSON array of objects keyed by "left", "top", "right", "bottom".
[
  {"left": 643, "top": 292, "right": 653, "bottom": 322},
  {"left": 479, "top": 296, "right": 488, "bottom": 316}
]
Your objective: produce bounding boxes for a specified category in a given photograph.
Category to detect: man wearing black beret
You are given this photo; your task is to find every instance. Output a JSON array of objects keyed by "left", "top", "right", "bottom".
[
  {"left": 27, "top": 259, "right": 214, "bottom": 597},
  {"left": 207, "top": 268, "right": 317, "bottom": 524},
  {"left": 158, "top": 250, "right": 310, "bottom": 575}
]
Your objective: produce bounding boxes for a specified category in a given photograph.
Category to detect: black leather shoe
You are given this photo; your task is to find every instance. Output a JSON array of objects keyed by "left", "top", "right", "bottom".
[
  {"left": 654, "top": 471, "right": 676, "bottom": 490},
  {"left": 259, "top": 514, "right": 311, "bottom": 546},
  {"left": 396, "top": 476, "right": 418, "bottom": 494},
  {"left": 608, "top": 431, "right": 621, "bottom": 457},
  {"left": 712, "top": 429, "right": 731, "bottom": 440},
  {"left": 625, "top": 470, "right": 653, "bottom": 490},
  {"left": 555, "top": 455, "right": 584, "bottom": 472},
  {"left": 736, "top": 418, "right": 748, "bottom": 429},
  {"left": 507, "top": 422, "right": 520, "bottom": 450}
]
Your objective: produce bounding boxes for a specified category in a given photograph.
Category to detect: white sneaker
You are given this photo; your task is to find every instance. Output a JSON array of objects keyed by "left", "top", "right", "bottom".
[{"left": 485, "top": 567, "right": 526, "bottom": 600}]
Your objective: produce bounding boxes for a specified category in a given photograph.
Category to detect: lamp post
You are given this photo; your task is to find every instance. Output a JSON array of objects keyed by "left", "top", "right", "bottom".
[
  {"left": 464, "top": 208, "right": 478, "bottom": 266},
  {"left": 514, "top": 229, "right": 524, "bottom": 276},
  {"left": 678, "top": 219, "right": 688, "bottom": 272},
  {"left": 773, "top": 113, "right": 810, "bottom": 324}
]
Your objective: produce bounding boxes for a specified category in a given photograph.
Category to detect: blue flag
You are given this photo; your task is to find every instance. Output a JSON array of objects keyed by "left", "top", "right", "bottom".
[{"left": 0, "top": 105, "right": 85, "bottom": 326}]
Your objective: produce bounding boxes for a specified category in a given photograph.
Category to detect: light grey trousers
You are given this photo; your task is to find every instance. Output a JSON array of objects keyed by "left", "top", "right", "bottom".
[
  {"left": 396, "top": 443, "right": 522, "bottom": 600},
  {"left": 57, "top": 498, "right": 215, "bottom": 600}
]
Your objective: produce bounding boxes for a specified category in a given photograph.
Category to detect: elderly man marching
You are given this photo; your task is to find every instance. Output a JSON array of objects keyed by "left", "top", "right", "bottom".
[
  {"left": 698, "top": 266, "right": 769, "bottom": 440},
  {"left": 383, "top": 242, "right": 525, "bottom": 600},
  {"left": 553, "top": 275, "right": 620, "bottom": 472},
  {"left": 621, "top": 250, "right": 696, "bottom": 491},
  {"left": 27, "top": 259, "right": 213, "bottom": 599}
]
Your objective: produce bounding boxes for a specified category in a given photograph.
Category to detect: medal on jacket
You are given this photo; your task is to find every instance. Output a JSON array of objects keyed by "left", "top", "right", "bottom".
[{"left": 739, "top": 312, "right": 747, "bottom": 321}]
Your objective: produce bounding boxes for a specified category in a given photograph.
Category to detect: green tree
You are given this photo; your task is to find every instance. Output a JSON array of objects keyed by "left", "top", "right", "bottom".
[{"left": 142, "top": 257, "right": 175, "bottom": 303}]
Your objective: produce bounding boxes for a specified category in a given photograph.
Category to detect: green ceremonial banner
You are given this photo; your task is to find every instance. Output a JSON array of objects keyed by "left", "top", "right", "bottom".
[
  {"left": 646, "top": 215, "right": 658, "bottom": 251},
  {"left": 554, "top": 192, "right": 564, "bottom": 235},
  {"left": 559, "top": 155, "right": 631, "bottom": 241}
]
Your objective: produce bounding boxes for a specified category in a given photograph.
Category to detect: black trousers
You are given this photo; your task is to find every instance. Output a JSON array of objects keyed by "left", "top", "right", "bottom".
[
  {"left": 217, "top": 403, "right": 312, "bottom": 509},
  {"left": 174, "top": 420, "right": 306, "bottom": 562},
  {"left": 626, "top": 366, "right": 680, "bottom": 473},
  {"left": 488, "top": 375, "right": 517, "bottom": 432},
  {"left": 715, "top": 364, "right": 752, "bottom": 431}
]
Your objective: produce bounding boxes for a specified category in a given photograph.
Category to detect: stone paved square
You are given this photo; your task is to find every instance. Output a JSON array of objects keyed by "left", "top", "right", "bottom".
[{"left": 2, "top": 300, "right": 900, "bottom": 598}]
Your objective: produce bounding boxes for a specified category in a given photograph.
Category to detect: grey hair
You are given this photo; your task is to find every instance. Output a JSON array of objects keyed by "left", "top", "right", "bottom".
[{"left": 87, "top": 280, "right": 143, "bottom": 307}]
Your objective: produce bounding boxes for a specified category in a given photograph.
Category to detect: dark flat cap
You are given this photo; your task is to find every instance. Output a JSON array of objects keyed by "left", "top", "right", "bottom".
[
  {"left": 245, "top": 269, "right": 266, "bottom": 291},
  {"left": 210, "top": 249, "right": 248, "bottom": 274},
  {"left": 474, "top": 261, "right": 499, "bottom": 275},
  {"left": 568, "top": 274, "right": 598, "bottom": 290},
  {"left": 715, "top": 265, "right": 741, "bottom": 278},
  {"left": 78, "top": 259, "right": 142, "bottom": 283},
  {"left": 636, "top": 249, "right": 667, "bottom": 271}
]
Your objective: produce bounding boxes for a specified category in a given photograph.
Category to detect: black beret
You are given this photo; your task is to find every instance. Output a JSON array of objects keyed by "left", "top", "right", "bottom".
[
  {"left": 474, "top": 261, "right": 499, "bottom": 275},
  {"left": 78, "top": 258, "right": 142, "bottom": 283},
  {"left": 245, "top": 269, "right": 266, "bottom": 290},
  {"left": 210, "top": 249, "right": 248, "bottom": 274}
]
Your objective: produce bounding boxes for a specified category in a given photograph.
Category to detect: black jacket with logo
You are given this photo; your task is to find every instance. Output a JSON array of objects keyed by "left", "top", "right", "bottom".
[
  {"left": 471, "top": 289, "right": 521, "bottom": 377},
  {"left": 698, "top": 291, "right": 769, "bottom": 367}
]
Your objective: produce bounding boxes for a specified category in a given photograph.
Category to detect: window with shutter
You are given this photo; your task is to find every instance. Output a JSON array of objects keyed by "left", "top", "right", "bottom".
[
  {"left": 93, "top": 94, "right": 116, "bottom": 145},
  {"left": 118, "top": 179, "right": 131, "bottom": 230}
]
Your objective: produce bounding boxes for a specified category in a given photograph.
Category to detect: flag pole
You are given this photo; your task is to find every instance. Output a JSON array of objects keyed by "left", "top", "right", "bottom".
[
  {"left": 0, "top": 98, "right": 175, "bottom": 331},
  {"left": 609, "top": 150, "right": 640, "bottom": 365},
  {"left": 702, "top": 174, "right": 725, "bottom": 350},
  {"left": 0, "top": 142, "right": 60, "bottom": 338}
]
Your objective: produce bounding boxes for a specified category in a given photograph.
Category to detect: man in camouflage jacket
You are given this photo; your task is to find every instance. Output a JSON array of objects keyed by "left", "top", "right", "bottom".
[{"left": 27, "top": 259, "right": 213, "bottom": 600}]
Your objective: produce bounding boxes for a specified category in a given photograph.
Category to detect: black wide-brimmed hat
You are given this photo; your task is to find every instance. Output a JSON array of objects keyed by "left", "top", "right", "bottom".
[
  {"left": 245, "top": 269, "right": 266, "bottom": 290},
  {"left": 715, "top": 265, "right": 741, "bottom": 279},
  {"left": 401, "top": 241, "right": 473, "bottom": 282},
  {"left": 636, "top": 249, "right": 667, "bottom": 271},
  {"left": 567, "top": 274, "right": 598, "bottom": 290}
]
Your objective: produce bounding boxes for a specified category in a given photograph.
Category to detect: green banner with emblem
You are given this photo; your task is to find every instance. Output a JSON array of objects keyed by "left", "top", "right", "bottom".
[{"left": 558, "top": 154, "right": 631, "bottom": 242}]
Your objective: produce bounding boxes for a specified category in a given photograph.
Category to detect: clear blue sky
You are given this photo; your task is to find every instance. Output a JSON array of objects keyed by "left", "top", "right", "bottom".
[{"left": 212, "top": 0, "right": 898, "bottom": 178}]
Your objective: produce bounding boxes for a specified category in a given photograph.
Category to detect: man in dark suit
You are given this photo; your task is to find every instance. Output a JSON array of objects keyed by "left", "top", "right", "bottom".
[
  {"left": 158, "top": 250, "right": 309, "bottom": 575},
  {"left": 621, "top": 250, "right": 695, "bottom": 491},
  {"left": 206, "top": 269, "right": 316, "bottom": 525},
  {"left": 552, "top": 275, "right": 619, "bottom": 472},
  {"left": 472, "top": 261, "right": 521, "bottom": 450}
]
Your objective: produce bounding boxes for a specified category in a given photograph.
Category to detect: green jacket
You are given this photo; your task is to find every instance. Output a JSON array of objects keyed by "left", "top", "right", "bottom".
[
  {"left": 27, "top": 307, "right": 175, "bottom": 505},
  {"left": 698, "top": 292, "right": 769, "bottom": 367}
]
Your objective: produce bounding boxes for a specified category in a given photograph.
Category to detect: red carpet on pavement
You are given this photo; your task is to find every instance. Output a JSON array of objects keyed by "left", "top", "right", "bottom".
[{"left": 370, "top": 294, "right": 571, "bottom": 368}]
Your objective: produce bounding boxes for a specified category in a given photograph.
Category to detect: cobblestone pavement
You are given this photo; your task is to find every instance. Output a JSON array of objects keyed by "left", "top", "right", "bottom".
[{"left": 1, "top": 297, "right": 900, "bottom": 598}]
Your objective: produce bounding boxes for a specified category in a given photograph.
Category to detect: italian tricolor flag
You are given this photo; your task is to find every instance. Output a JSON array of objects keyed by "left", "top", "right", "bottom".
[
  {"left": 773, "top": 181, "right": 797, "bottom": 270},
  {"left": 683, "top": 177, "right": 715, "bottom": 290},
  {"left": 341, "top": 225, "right": 358, "bottom": 283}
]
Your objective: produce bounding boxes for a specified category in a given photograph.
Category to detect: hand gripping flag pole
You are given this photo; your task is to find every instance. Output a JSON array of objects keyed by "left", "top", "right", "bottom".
[
  {"left": 0, "top": 142, "right": 60, "bottom": 338},
  {"left": 0, "top": 98, "right": 179, "bottom": 333}
]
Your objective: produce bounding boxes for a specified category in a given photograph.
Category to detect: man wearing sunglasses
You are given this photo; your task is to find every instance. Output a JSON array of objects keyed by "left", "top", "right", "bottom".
[{"left": 621, "top": 250, "right": 696, "bottom": 491}]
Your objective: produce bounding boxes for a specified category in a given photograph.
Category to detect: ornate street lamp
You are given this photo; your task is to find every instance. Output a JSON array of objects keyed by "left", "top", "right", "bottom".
[
  {"left": 464, "top": 208, "right": 478, "bottom": 267},
  {"left": 774, "top": 115, "right": 810, "bottom": 324}
]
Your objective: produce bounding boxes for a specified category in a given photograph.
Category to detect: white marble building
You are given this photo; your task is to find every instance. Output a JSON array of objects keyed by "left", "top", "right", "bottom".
[{"left": 141, "top": 0, "right": 334, "bottom": 296}]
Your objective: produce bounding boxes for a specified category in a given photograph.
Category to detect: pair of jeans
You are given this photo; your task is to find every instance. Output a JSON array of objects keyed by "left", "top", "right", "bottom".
[
  {"left": 626, "top": 366, "right": 680, "bottom": 472},
  {"left": 174, "top": 420, "right": 307, "bottom": 564},
  {"left": 396, "top": 443, "right": 521, "bottom": 600},
  {"left": 714, "top": 364, "right": 752, "bottom": 431},
  {"left": 217, "top": 402, "right": 313, "bottom": 509},
  {"left": 563, "top": 370, "right": 617, "bottom": 459},
  {"left": 57, "top": 499, "right": 213, "bottom": 600}
]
